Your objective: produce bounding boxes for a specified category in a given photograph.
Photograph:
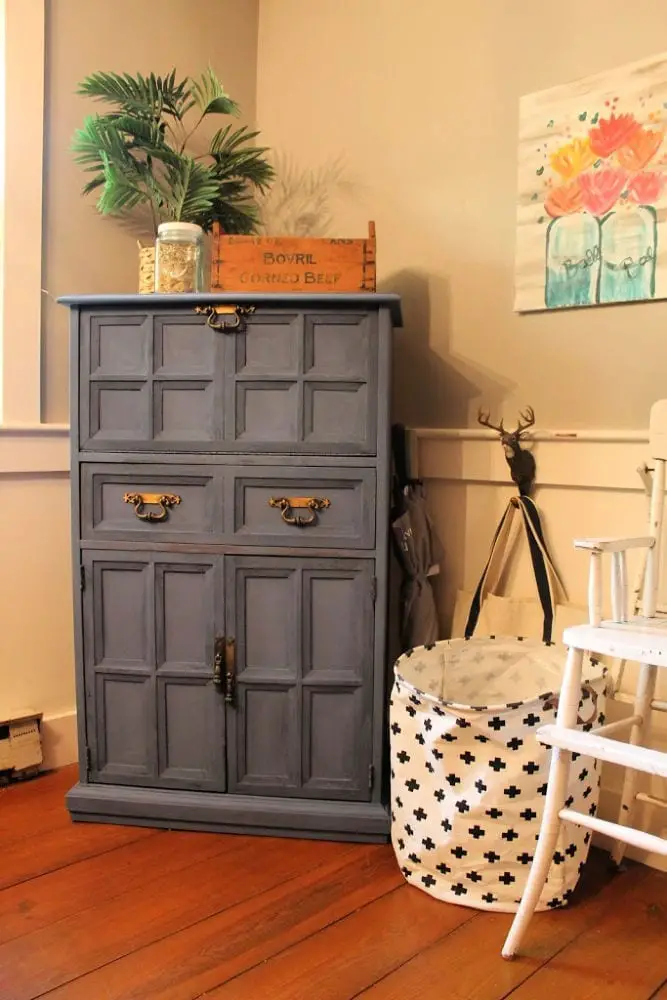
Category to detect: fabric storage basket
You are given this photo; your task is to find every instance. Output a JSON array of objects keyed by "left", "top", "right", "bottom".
[{"left": 390, "top": 496, "right": 609, "bottom": 912}]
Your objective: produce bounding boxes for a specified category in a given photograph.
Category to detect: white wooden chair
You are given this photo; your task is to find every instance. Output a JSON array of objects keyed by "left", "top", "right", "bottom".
[{"left": 502, "top": 399, "right": 667, "bottom": 959}]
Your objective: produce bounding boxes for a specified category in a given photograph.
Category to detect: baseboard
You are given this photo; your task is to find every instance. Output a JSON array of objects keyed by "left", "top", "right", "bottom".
[{"left": 41, "top": 711, "right": 78, "bottom": 770}]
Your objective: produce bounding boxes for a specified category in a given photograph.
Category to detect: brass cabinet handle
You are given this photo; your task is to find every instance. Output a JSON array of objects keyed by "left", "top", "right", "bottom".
[
  {"left": 213, "top": 637, "right": 225, "bottom": 690},
  {"left": 224, "top": 638, "right": 236, "bottom": 706},
  {"left": 194, "top": 304, "right": 255, "bottom": 332},
  {"left": 123, "top": 492, "right": 182, "bottom": 522},
  {"left": 268, "top": 496, "right": 331, "bottom": 527}
]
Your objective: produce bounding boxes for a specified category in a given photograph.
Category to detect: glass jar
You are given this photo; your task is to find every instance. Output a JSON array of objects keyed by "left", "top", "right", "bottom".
[{"left": 154, "top": 222, "right": 205, "bottom": 293}]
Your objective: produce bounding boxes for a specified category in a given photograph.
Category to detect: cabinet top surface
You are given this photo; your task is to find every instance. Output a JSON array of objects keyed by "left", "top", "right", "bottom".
[{"left": 58, "top": 292, "right": 403, "bottom": 326}]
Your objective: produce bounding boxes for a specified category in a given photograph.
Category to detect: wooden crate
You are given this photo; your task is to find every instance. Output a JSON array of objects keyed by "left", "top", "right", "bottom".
[{"left": 210, "top": 221, "right": 376, "bottom": 293}]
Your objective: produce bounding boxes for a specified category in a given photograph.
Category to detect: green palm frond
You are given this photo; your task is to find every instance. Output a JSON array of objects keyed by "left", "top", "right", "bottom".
[
  {"left": 73, "top": 67, "right": 272, "bottom": 235},
  {"left": 190, "top": 66, "right": 239, "bottom": 118}
]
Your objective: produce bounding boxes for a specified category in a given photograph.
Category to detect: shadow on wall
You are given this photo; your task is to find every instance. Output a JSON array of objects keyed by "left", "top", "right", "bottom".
[{"left": 258, "top": 151, "right": 360, "bottom": 236}]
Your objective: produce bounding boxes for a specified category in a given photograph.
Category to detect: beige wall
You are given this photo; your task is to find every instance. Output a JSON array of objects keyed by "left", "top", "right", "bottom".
[
  {"left": 42, "top": 0, "right": 260, "bottom": 422},
  {"left": 257, "top": 0, "right": 667, "bottom": 431}
]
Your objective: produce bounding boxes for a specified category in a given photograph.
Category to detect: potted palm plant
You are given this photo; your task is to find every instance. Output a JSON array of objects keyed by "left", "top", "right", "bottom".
[{"left": 72, "top": 67, "right": 274, "bottom": 292}]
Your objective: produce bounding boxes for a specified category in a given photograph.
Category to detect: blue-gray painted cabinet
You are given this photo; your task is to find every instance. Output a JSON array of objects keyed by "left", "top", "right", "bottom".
[{"left": 61, "top": 292, "right": 402, "bottom": 842}]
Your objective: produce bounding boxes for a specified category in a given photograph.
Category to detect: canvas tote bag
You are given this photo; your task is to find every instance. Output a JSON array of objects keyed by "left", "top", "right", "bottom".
[
  {"left": 390, "top": 496, "right": 608, "bottom": 912},
  {"left": 451, "top": 497, "right": 589, "bottom": 650}
]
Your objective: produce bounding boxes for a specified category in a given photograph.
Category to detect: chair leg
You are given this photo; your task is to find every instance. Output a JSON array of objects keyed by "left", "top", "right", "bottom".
[
  {"left": 610, "top": 662, "right": 658, "bottom": 869},
  {"left": 502, "top": 646, "right": 585, "bottom": 960}
]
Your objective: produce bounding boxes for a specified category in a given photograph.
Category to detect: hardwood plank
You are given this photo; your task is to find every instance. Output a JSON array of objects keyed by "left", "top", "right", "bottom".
[
  {"left": 201, "top": 880, "right": 476, "bottom": 1000},
  {"left": 0, "top": 834, "right": 354, "bottom": 1000},
  {"left": 354, "top": 855, "right": 647, "bottom": 999},
  {"left": 0, "top": 819, "right": 157, "bottom": 891},
  {"left": 0, "top": 830, "right": 236, "bottom": 945},
  {"left": 0, "top": 769, "right": 76, "bottom": 848},
  {"left": 508, "top": 866, "right": 667, "bottom": 1000},
  {"left": 41, "top": 843, "right": 402, "bottom": 1000}
]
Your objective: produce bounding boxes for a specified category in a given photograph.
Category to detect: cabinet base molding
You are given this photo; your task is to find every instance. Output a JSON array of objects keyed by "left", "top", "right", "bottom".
[{"left": 66, "top": 781, "right": 391, "bottom": 843}]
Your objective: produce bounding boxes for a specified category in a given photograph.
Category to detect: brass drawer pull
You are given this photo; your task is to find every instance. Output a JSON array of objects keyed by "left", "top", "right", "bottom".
[
  {"left": 213, "top": 636, "right": 225, "bottom": 690},
  {"left": 123, "top": 492, "right": 182, "bottom": 522},
  {"left": 194, "top": 304, "right": 255, "bottom": 332},
  {"left": 268, "top": 496, "right": 331, "bottom": 527}
]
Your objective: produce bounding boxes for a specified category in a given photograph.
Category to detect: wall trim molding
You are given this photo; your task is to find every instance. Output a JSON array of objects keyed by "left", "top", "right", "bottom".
[
  {"left": 410, "top": 427, "right": 650, "bottom": 493},
  {"left": 41, "top": 710, "right": 78, "bottom": 770},
  {"left": 0, "top": 423, "right": 69, "bottom": 473}
]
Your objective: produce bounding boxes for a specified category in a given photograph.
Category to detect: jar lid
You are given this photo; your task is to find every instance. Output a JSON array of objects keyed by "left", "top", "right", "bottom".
[{"left": 157, "top": 222, "right": 203, "bottom": 236}]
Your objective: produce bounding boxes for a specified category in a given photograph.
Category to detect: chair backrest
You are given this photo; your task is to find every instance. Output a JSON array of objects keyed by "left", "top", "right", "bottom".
[{"left": 643, "top": 401, "right": 667, "bottom": 615}]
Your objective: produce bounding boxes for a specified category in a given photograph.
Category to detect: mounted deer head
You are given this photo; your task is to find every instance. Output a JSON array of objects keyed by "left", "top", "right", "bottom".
[{"left": 477, "top": 406, "right": 537, "bottom": 496}]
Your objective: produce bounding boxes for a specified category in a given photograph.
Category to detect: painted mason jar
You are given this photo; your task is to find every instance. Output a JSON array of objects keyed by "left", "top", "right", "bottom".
[
  {"left": 599, "top": 205, "right": 656, "bottom": 304},
  {"left": 545, "top": 212, "right": 601, "bottom": 309}
]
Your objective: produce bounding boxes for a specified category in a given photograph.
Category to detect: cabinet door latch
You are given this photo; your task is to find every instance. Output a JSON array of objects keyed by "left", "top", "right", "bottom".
[{"left": 368, "top": 764, "right": 375, "bottom": 791}]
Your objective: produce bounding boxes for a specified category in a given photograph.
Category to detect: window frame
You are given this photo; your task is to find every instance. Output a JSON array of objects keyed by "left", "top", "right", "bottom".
[{"left": 0, "top": 0, "right": 69, "bottom": 472}]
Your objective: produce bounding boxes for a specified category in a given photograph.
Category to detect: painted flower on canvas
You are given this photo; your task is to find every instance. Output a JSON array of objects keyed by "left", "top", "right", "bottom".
[{"left": 515, "top": 52, "right": 667, "bottom": 312}]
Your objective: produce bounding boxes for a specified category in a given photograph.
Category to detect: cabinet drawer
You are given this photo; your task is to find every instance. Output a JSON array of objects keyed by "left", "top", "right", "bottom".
[
  {"left": 81, "top": 464, "right": 222, "bottom": 542},
  {"left": 230, "top": 468, "right": 375, "bottom": 549}
]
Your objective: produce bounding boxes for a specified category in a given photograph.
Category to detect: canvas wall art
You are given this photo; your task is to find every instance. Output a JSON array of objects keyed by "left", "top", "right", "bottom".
[{"left": 515, "top": 51, "right": 667, "bottom": 312}]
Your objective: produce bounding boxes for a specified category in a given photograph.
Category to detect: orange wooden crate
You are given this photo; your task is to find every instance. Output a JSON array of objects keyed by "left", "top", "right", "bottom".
[{"left": 210, "top": 221, "right": 376, "bottom": 293}]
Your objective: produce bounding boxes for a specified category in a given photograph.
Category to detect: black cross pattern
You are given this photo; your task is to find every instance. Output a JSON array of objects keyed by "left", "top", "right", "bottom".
[
  {"left": 409, "top": 694, "right": 421, "bottom": 706},
  {"left": 446, "top": 773, "right": 461, "bottom": 787},
  {"left": 507, "top": 702, "right": 522, "bottom": 710},
  {"left": 413, "top": 807, "right": 428, "bottom": 821},
  {"left": 442, "top": 818, "right": 452, "bottom": 832},
  {"left": 455, "top": 799, "right": 470, "bottom": 814},
  {"left": 523, "top": 713, "right": 541, "bottom": 727},
  {"left": 564, "top": 795, "right": 574, "bottom": 808},
  {"left": 396, "top": 797, "right": 403, "bottom": 808},
  {"left": 582, "top": 785, "right": 592, "bottom": 799},
  {"left": 468, "top": 825, "right": 485, "bottom": 840},
  {"left": 401, "top": 867, "right": 413, "bottom": 878},
  {"left": 391, "top": 722, "right": 402, "bottom": 735},
  {"left": 537, "top": 783, "right": 548, "bottom": 796},
  {"left": 433, "top": 705, "right": 446, "bottom": 717},
  {"left": 415, "top": 733, "right": 426, "bottom": 745},
  {"left": 584, "top": 832, "right": 591, "bottom": 845},
  {"left": 489, "top": 758, "right": 507, "bottom": 772},
  {"left": 466, "top": 870, "right": 483, "bottom": 883},
  {"left": 406, "top": 706, "right": 417, "bottom": 718},
  {"left": 443, "top": 733, "right": 458, "bottom": 743},
  {"left": 589, "top": 803, "right": 597, "bottom": 816},
  {"left": 406, "top": 779, "right": 420, "bottom": 792},
  {"left": 475, "top": 779, "right": 488, "bottom": 793},
  {"left": 578, "top": 767, "right": 589, "bottom": 782},
  {"left": 451, "top": 845, "right": 468, "bottom": 859},
  {"left": 504, "top": 785, "right": 522, "bottom": 799},
  {"left": 422, "top": 873, "right": 437, "bottom": 888},
  {"left": 408, "top": 852, "right": 421, "bottom": 864},
  {"left": 506, "top": 737, "right": 524, "bottom": 751},
  {"left": 460, "top": 751, "right": 476, "bottom": 765},
  {"left": 424, "top": 718, "right": 433, "bottom": 732},
  {"left": 499, "top": 871, "right": 516, "bottom": 885},
  {"left": 434, "top": 789, "right": 446, "bottom": 802},
  {"left": 391, "top": 769, "right": 395, "bottom": 780},
  {"left": 547, "top": 897, "right": 563, "bottom": 909},
  {"left": 456, "top": 717, "right": 472, "bottom": 729},
  {"left": 516, "top": 852, "right": 533, "bottom": 865},
  {"left": 396, "top": 750, "right": 411, "bottom": 764},
  {"left": 552, "top": 851, "right": 565, "bottom": 864},
  {"left": 488, "top": 716, "right": 506, "bottom": 731},
  {"left": 436, "top": 862, "right": 451, "bottom": 874},
  {"left": 474, "top": 734, "right": 490, "bottom": 743},
  {"left": 484, "top": 850, "right": 501, "bottom": 863},
  {"left": 397, "top": 838, "right": 405, "bottom": 850},
  {"left": 422, "top": 837, "right": 436, "bottom": 851},
  {"left": 405, "top": 823, "right": 414, "bottom": 836},
  {"left": 565, "top": 842, "right": 577, "bottom": 858},
  {"left": 451, "top": 883, "right": 468, "bottom": 896},
  {"left": 523, "top": 761, "right": 540, "bottom": 775},
  {"left": 501, "top": 828, "right": 519, "bottom": 842},
  {"left": 482, "top": 892, "right": 497, "bottom": 904},
  {"left": 432, "top": 748, "right": 444, "bottom": 760},
  {"left": 486, "top": 807, "right": 503, "bottom": 819},
  {"left": 520, "top": 807, "right": 537, "bottom": 822}
]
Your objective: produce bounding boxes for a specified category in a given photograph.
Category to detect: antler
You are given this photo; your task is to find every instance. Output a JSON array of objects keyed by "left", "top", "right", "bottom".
[
  {"left": 477, "top": 408, "right": 505, "bottom": 434},
  {"left": 516, "top": 406, "right": 535, "bottom": 435}
]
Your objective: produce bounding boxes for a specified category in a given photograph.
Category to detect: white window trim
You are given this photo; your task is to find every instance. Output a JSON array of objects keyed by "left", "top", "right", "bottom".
[{"left": 0, "top": 0, "right": 69, "bottom": 473}]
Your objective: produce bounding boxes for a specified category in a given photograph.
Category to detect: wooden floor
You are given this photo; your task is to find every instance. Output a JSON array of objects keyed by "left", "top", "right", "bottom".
[{"left": 1, "top": 768, "right": 667, "bottom": 1000}]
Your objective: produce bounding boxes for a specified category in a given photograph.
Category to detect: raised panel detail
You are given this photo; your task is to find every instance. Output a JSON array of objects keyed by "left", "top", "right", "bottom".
[
  {"left": 153, "top": 381, "right": 215, "bottom": 441},
  {"left": 95, "top": 673, "right": 154, "bottom": 779},
  {"left": 89, "top": 382, "right": 150, "bottom": 442},
  {"left": 90, "top": 315, "right": 150, "bottom": 376},
  {"left": 234, "top": 382, "right": 299, "bottom": 442},
  {"left": 304, "top": 382, "right": 368, "bottom": 445},
  {"left": 235, "top": 314, "right": 300, "bottom": 375},
  {"left": 304, "top": 688, "right": 365, "bottom": 791},
  {"left": 242, "top": 569, "right": 298, "bottom": 675},
  {"left": 93, "top": 561, "right": 151, "bottom": 667},
  {"left": 157, "top": 677, "right": 224, "bottom": 789},
  {"left": 304, "top": 315, "right": 370, "bottom": 378},
  {"left": 308, "top": 576, "right": 363, "bottom": 674},
  {"left": 240, "top": 687, "right": 297, "bottom": 786},
  {"left": 156, "top": 562, "right": 215, "bottom": 670},
  {"left": 154, "top": 316, "right": 216, "bottom": 375}
]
